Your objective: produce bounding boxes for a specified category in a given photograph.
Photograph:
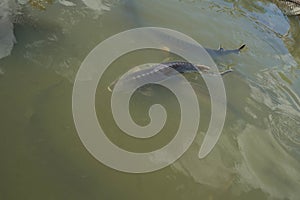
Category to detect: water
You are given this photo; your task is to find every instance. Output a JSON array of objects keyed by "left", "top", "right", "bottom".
[{"left": 0, "top": 0, "right": 300, "bottom": 199}]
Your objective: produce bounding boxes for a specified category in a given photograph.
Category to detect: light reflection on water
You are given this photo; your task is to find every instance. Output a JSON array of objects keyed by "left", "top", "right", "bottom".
[{"left": 0, "top": 0, "right": 299, "bottom": 199}]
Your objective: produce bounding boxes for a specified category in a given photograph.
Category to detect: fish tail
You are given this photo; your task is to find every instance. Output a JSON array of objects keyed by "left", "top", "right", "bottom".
[{"left": 238, "top": 44, "right": 246, "bottom": 51}]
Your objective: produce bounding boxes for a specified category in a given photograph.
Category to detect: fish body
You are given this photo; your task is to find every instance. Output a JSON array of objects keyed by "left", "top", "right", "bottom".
[
  {"left": 205, "top": 44, "right": 246, "bottom": 57},
  {"left": 108, "top": 61, "right": 229, "bottom": 92}
]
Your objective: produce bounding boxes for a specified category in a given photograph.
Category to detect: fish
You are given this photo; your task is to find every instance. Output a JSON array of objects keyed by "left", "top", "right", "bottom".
[
  {"left": 108, "top": 61, "right": 234, "bottom": 92},
  {"left": 107, "top": 43, "right": 246, "bottom": 92},
  {"left": 205, "top": 44, "right": 246, "bottom": 57}
]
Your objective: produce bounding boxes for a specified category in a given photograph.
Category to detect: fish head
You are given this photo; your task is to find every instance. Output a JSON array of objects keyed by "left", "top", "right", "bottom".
[{"left": 195, "top": 64, "right": 211, "bottom": 73}]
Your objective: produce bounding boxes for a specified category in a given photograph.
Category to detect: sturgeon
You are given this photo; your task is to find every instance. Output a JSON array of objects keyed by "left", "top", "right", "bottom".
[
  {"left": 205, "top": 44, "right": 246, "bottom": 57},
  {"left": 108, "top": 44, "right": 246, "bottom": 92},
  {"left": 108, "top": 61, "right": 234, "bottom": 92}
]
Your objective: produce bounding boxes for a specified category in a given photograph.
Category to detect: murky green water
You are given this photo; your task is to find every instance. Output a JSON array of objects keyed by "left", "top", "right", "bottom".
[{"left": 1, "top": 0, "right": 300, "bottom": 199}]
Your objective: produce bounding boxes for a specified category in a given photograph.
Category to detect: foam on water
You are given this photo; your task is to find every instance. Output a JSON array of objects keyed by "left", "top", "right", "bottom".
[
  {"left": 0, "top": 0, "right": 16, "bottom": 59},
  {"left": 0, "top": 0, "right": 113, "bottom": 60}
]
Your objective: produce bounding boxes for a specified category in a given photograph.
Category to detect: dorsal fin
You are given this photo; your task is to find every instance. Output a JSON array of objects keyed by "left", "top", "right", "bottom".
[{"left": 218, "top": 44, "right": 224, "bottom": 52}]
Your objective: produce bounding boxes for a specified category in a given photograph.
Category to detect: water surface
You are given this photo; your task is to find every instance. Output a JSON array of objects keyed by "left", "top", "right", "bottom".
[{"left": 0, "top": 0, "right": 300, "bottom": 199}]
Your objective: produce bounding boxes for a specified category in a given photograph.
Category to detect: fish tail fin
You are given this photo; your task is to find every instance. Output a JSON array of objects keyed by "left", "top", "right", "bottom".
[{"left": 238, "top": 44, "right": 246, "bottom": 51}]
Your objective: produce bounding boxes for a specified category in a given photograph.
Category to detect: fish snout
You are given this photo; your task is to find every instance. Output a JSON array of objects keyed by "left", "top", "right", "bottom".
[{"left": 195, "top": 64, "right": 211, "bottom": 72}]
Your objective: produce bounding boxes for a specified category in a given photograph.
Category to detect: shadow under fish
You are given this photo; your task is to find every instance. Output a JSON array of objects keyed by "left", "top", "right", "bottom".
[{"left": 108, "top": 44, "right": 245, "bottom": 93}]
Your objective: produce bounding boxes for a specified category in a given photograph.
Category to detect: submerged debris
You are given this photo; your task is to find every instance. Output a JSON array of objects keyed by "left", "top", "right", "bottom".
[
  {"left": 28, "top": 0, "right": 54, "bottom": 10},
  {"left": 274, "top": 0, "right": 300, "bottom": 15}
]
